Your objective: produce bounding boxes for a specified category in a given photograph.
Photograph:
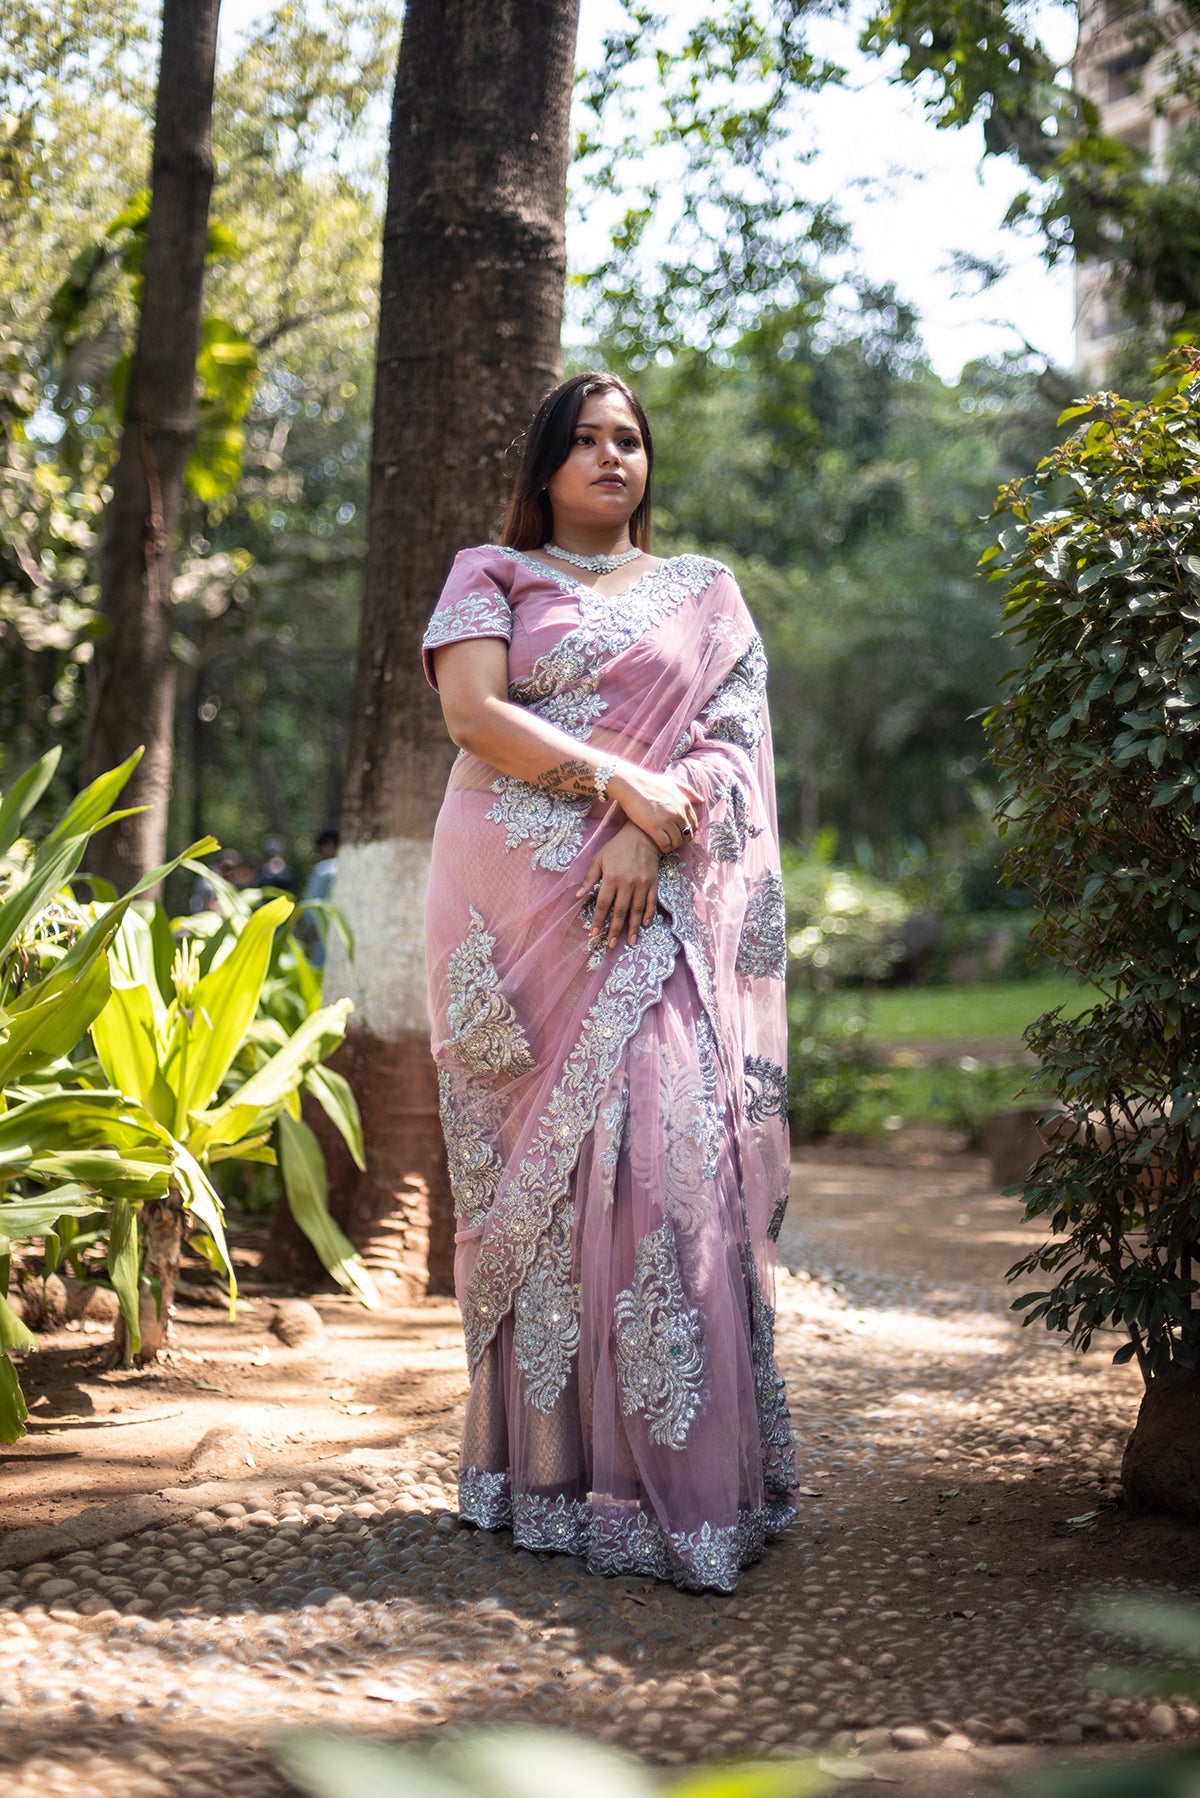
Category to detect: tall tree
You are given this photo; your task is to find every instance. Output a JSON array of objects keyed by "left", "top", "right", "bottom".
[
  {"left": 302, "top": 0, "right": 581, "bottom": 1294},
  {"left": 82, "top": 0, "right": 221, "bottom": 884}
]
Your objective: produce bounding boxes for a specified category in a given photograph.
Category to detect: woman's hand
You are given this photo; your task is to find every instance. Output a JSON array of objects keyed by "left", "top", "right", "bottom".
[
  {"left": 576, "top": 822, "right": 662, "bottom": 950},
  {"left": 607, "top": 763, "right": 701, "bottom": 854}
]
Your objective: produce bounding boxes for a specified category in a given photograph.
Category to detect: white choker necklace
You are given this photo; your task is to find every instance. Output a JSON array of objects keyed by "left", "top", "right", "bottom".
[{"left": 543, "top": 541, "right": 643, "bottom": 575}]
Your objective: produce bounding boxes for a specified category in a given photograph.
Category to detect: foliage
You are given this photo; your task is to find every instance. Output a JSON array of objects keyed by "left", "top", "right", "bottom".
[
  {"left": 271, "top": 1724, "right": 837, "bottom": 1798},
  {"left": 783, "top": 835, "right": 910, "bottom": 991},
  {"left": 787, "top": 995, "right": 881, "bottom": 1141},
  {"left": 1019, "top": 1596, "right": 1200, "bottom": 1796},
  {"left": 986, "top": 351, "right": 1200, "bottom": 1382}
]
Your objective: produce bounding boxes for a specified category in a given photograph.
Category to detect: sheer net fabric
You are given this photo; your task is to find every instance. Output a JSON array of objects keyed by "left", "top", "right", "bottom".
[{"left": 423, "top": 545, "right": 796, "bottom": 1592}]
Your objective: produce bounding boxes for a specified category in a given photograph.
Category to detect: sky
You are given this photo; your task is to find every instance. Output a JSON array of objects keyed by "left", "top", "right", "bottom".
[{"left": 216, "top": 0, "right": 1079, "bottom": 384}]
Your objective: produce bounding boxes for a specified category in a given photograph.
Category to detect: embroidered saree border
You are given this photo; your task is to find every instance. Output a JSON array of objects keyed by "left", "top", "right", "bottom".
[
  {"left": 458, "top": 1466, "right": 797, "bottom": 1594},
  {"left": 461, "top": 912, "right": 679, "bottom": 1369}
]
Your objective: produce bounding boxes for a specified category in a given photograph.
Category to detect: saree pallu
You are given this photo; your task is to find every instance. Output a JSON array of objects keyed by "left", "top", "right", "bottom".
[{"left": 422, "top": 544, "right": 797, "bottom": 1593}]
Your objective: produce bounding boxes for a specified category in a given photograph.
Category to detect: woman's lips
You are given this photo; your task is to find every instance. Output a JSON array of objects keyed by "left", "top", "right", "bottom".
[{"left": 594, "top": 475, "right": 625, "bottom": 487}]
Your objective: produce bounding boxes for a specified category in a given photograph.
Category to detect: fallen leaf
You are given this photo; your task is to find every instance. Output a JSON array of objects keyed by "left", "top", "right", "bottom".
[
  {"left": 329, "top": 1388, "right": 355, "bottom": 1401},
  {"left": 1065, "top": 1510, "right": 1099, "bottom": 1526},
  {"left": 622, "top": 1594, "right": 648, "bottom": 1606},
  {"left": 340, "top": 1403, "right": 376, "bottom": 1416},
  {"left": 193, "top": 1379, "right": 226, "bottom": 1393},
  {"left": 247, "top": 1345, "right": 271, "bottom": 1367},
  {"left": 796, "top": 1487, "right": 823, "bottom": 1497},
  {"left": 953, "top": 1213, "right": 971, "bottom": 1226},
  {"left": 890, "top": 1495, "right": 909, "bottom": 1504},
  {"left": 938, "top": 1488, "right": 960, "bottom": 1500},
  {"left": 246, "top": 1452, "right": 257, "bottom": 1468},
  {"left": 363, "top": 1681, "right": 419, "bottom": 1704}
]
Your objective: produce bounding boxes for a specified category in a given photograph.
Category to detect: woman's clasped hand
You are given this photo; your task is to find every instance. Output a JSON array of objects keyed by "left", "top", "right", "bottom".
[{"left": 575, "top": 764, "right": 702, "bottom": 950}]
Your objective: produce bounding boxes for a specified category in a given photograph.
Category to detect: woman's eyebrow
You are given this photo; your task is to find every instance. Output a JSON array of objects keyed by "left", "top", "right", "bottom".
[{"left": 574, "top": 416, "right": 640, "bottom": 435}]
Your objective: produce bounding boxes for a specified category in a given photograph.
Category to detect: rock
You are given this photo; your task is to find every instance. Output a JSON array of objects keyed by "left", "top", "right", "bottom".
[
  {"left": 1071, "top": 1711, "right": 1104, "bottom": 1734},
  {"left": 184, "top": 1428, "right": 256, "bottom": 1479},
  {"left": 36, "top": 1579, "right": 77, "bottom": 1604},
  {"left": 995, "top": 1718, "right": 1030, "bottom": 1743},
  {"left": 1122, "top": 1366, "right": 1200, "bottom": 1523},
  {"left": 943, "top": 1734, "right": 974, "bottom": 1752},
  {"left": 1055, "top": 1724, "right": 1084, "bottom": 1745},
  {"left": 270, "top": 1300, "right": 326, "bottom": 1348},
  {"left": 1146, "top": 1704, "right": 1177, "bottom": 1739},
  {"left": 890, "top": 1726, "right": 932, "bottom": 1751}
]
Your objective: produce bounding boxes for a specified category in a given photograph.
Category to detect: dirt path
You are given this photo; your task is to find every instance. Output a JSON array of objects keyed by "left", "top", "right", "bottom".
[{"left": 0, "top": 1135, "right": 1196, "bottom": 1797}]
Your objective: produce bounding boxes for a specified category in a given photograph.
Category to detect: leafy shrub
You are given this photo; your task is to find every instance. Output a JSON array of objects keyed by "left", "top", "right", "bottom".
[
  {"left": 986, "top": 353, "right": 1200, "bottom": 1380},
  {"left": 786, "top": 996, "right": 881, "bottom": 1140},
  {"left": 782, "top": 835, "right": 909, "bottom": 991}
]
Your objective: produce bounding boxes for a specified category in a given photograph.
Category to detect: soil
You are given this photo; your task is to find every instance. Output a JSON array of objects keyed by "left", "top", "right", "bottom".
[{"left": 1, "top": 1128, "right": 1198, "bottom": 1798}]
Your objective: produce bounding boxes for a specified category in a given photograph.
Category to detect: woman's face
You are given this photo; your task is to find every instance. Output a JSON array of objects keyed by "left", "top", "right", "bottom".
[{"left": 545, "top": 388, "right": 648, "bottom": 538}]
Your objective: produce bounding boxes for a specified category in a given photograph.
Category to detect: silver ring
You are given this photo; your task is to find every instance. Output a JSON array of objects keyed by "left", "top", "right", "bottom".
[{"left": 681, "top": 825, "right": 694, "bottom": 838}]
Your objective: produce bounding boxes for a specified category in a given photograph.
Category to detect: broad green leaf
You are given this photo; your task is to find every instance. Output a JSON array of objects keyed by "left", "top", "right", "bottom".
[
  {"left": 0, "top": 1291, "right": 36, "bottom": 1353},
  {"left": 277, "top": 1112, "right": 378, "bottom": 1308},
  {"left": 20, "top": 1149, "right": 169, "bottom": 1202},
  {"left": 303, "top": 1065, "right": 365, "bottom": 1170},
  {"left": 0, "top": 1187, "right": 100, "bottom": 1251},
  {"left": 38, "top": 749, "right": 141, "bottom": 857},
  {"left": 0, "top": 746, "right": 61, "bottom": 858},
  {"left": 171, "top": 1143, "right": 235, "bottom": 1298},
  {"left": 0, "top": 1090, "right": 167, "bottom": 1162},
  {"left": 441, "top": 1729, "right": 660, "bottom": 1798},
  {"left": 0, "top": 834, "right": 89, "bottom": 964},
  {"left": 0, "top": 954, "right": 111, "bottom": 1084},
  {"left": 667, "top": 1765, "right": 835, "bottom": 1798},
  {"left": 0, "top": 1352, "right": 28, "bottom": 1444},
  {"left": 106, "top": 1196, "right": 140, "bottom": 1356},
  {"left": 269, "top": 1732, "right": 475, "bottom": 1798},
  {"left": 168, "top": 895, "right": 292, "bottom": 1123},
  {"left": 189, "top": 999, "right": 351, "bottom": 1156},
  {"left": 91, "top": 977, "right": 173, "bottom": 1120}
]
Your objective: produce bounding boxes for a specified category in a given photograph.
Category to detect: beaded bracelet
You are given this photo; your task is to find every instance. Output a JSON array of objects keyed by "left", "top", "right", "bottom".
[{"left": 593, "top": 757, "right": 618, "bottom": 804}]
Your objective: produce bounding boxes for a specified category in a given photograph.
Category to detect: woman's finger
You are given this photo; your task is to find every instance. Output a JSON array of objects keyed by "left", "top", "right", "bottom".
[
  {"left": 607, "top": 887, "right": 632, "bottom": 948},
  {"left": 575, "top": 854, "right": 601, "bottom": 900},
  {"left": 590, "top": 876, "right": 617, "bottom": 941},
  {"left": 626, "top": 881, "right": 649, "bottom": 945},
  {"left": 642, "top": 884, "right": 657, "bottom": 925}
]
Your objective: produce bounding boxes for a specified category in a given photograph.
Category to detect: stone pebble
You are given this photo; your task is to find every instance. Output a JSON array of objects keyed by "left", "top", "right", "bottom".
[{"left": 0, "top": 1257, "right": 1189, "bottom": 1793}]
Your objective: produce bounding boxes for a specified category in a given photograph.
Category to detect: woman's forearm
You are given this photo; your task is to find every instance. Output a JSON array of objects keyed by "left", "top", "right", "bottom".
[{"left": 454, "top": 695, "right": 617, "bottom": 798}]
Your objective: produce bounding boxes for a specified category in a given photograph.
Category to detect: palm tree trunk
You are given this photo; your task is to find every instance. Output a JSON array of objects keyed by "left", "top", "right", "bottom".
[
  {"left": 307, "top": 0, "right": 580, "bottom": 1297},
  {"left": 84, "top": 0, "right": 221, "bottom": 885}
]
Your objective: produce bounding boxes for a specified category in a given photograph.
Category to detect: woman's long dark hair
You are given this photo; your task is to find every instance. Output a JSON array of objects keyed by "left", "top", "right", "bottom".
[{"left": 500, "top": 371, "right": 653, "bottom": 551}]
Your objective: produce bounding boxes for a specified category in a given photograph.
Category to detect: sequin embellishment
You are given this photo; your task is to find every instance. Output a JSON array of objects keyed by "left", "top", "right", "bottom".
[
  {"left": 744, "top": 1055, "right": 788, "bottom": 1123},
  {"left": 445, "top": 907, "right": 536, "bottom": 1077},
  {"left": 612, "top": 1224, "right": 705, "bottom": 1449},
  {"left": 438, "top": 1070, "right": 503, "bottom": 1226},
  {"left": 700, "top": 634, "right": 768, "bottom": 754},
  {"left": 513, "top": 1199, "right": 580, "bottom": 1411},
  {"left": 421, "top": 587, "right": 513, "bottom": 654},
  {"left": 736, "top": 869, "right": 787, "bottom": 979}
]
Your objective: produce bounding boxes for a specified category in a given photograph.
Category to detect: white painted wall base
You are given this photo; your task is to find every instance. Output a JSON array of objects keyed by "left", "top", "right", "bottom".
[{"left": 321, "top": 835, "right": 433, "bottom": 1039}]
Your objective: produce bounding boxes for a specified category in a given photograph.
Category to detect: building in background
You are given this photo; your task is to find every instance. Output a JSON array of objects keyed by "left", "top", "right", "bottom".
[{"left": 1073, "top": 0, "right": 1195, "bottom": 376}]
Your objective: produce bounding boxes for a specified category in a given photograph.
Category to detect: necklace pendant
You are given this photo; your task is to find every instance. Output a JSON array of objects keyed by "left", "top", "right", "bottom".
[{"left": 543, "top": 541, "right": 644, "bottom": 575}]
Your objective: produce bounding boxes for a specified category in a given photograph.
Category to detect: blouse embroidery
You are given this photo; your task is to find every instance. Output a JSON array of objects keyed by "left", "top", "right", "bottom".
[
  {"left": 421, "top": 586, "right": 513, "bottom": 655},
  {"left": 612, "top": 1222, "right": 706, "bottom": 1449}
]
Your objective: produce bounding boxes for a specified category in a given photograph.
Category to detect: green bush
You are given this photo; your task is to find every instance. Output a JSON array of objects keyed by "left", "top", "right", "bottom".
[
  {"left": 985, "top": 352, "right": 1200, "bottom": 1380},
  {"left": 782, "top": 835, "right": 909, "bottom": 991}
]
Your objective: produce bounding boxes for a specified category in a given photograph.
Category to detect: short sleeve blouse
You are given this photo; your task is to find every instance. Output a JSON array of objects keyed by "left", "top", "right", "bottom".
[{"left": 421, "top": 545, "right": 516, "bottom": 689}]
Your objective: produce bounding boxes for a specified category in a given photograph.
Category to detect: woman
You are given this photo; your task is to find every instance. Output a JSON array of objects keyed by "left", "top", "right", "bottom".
[{"left": 422, "top": 372, "right": 796, "bottom": 1592}]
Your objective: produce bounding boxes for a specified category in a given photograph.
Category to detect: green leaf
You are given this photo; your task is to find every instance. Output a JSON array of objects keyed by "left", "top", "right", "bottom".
[
  {"left": 0, "top": 1291, "right": 36, "bottom": 1353},
  {"left": 189, "top": 999, "right": 352, "bottom": 1156},
  {"left": 442, "top": 1730, "right": 662, "bottom": 1798},
  {"left": 0, "top": 746, "right": 61, "bottom": 857},
  {"left": 0, "top": 1187, "right": 100, "bottom": 1251},
  {"left": 303, "top": 1065, "right": 365, "bottom": 1171},
  {"left": 105, "top": 1196, "right": 141, "bottom": 1356},
  {"left": 168, "top": 894, "right": 292, "bottom": 1124},
  {"left": 91, "top": 976, "right": 172, "bottom": 1121},
  {"left": 0, "top": 1352, "right": 28, "bottom": 1444},
  {"left": 277, "top": 1112, "right": 379, "bottom": 1308},
  {"left": 269, "top": 1732, "right": 475, "bottom": 1798},
  {"left": 171, "top": 1143, "right": 236, "bottom": 1295},
  {"left": 666, "top": 1764, "right": 836, "bottom": 1798}
]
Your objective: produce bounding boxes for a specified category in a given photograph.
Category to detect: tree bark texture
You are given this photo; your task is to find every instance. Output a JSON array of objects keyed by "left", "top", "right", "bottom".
[
  {"left": 322, "top": 0, "right": 580, "bottom": 1293},
  {"left": 84, "top": 0, "right": 221, "bottom": 885}
]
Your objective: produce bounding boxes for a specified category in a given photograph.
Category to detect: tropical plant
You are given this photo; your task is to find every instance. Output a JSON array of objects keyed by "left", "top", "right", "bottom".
[
  {"left": 88, "top": 878, "right": 376, "bottom": 1362},
  {"left": 984, "top": 351, "right": 1200, "bottom": 1384},
  {"left": 0, "top": 743, "right": 216, "bottom": 1438},
  {"left": 271, "top": 1725, "right": 837, "bottom": 1798}
]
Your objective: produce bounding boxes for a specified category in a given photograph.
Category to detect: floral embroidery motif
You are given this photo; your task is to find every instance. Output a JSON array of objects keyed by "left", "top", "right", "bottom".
[
  {"left": 485, "top": 777, "right": 591, "bottom": 871},
  {"left": 746, "top": 1250, "right": 799, "bottom": 1509},
  {"left": 438, "top": 1070, "right": 503, "bottom": 1226},
  {"left": 462, "top": 914, "right": 679, "bottom": 1369},
  {"left": 513, "top": 1198, "right": 580, "bottom": 1412},
  {"left": 445, "top": 907, "right": 536, "bottom": 1077},
  {"left": 422, "top": 587, "right": 513, "bottom": 654},
  {"left": 700, "top": 635, "right": 768, "bottom": 755},
  {"left": 596, "top": 1075, "right": 629, "bottom": 1210},
  {"left": 612, "top": 1224, "right": 705, "bottom": 1449},
  {"left": 628, "top": 1032, "right": 721, "bottom": 1237},
  {"left": 456, "top": 1465, "right": 795, "bottom": 1593},
  {"left": 710, "top": 778, "right": 753, "bottom": 863},
  {"left": 744, "top": 1055, "right": 787, "bottom": 1123},
  {"left": 736, "top": 869, "right": 786, "bottom": 979}
]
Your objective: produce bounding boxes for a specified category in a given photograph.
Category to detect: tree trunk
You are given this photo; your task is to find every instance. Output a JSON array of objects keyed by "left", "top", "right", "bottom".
[
  {"left": 316, "top": 0, "right": 580, "bottom": 1297},
  {"left": 84, "top": 0, "right": 221, "bottom": 886},
  {"left": 111, "top": 1193, "right": 185, "bottom": 1366}
]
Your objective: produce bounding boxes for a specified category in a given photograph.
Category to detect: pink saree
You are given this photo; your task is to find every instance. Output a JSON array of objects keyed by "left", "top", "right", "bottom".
[{"left": 422, "top": 544, "right": 796, "bottom": 1592}]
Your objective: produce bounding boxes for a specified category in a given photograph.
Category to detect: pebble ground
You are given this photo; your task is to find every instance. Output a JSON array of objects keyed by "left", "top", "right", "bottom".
[{"left": 0, "top": 1145, "right": 1195, "bottom": 1796}]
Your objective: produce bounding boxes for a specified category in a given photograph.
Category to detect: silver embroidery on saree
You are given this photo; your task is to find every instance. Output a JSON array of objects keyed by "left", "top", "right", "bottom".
[
  {"left": 612, "top": 1223, "right": 705, "bottom": 1449},
  {"left": 513, "top": 1198, "right": 581, "bottom": 1412},
  {"left": 699, "top": 634, "right": 768, "bottom": 754},
  {"left": 445, "top": 907, "right": 536, "bottom": 1077},
  {"left": 461, "top": 912, "right": 679, "bottom": 1368},
  {"left": 421, "top": 587, "right": 513, "bottom": 652},
  {"left": 736, "top": 869, "right": 787, "bottom": 979},
  {"left": 438, "top": 1070, "right": 503, "bottom": 1227}
]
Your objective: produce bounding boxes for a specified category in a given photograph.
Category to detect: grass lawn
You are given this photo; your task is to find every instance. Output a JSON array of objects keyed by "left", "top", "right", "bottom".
[{"left": 860, "top": 977, "right": 1096, "bottom": 1045}]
